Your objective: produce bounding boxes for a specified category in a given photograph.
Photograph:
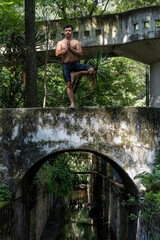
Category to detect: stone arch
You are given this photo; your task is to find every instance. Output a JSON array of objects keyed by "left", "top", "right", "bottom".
[
  {"left": 0, "top": 108, "right": 157, "bottom": 197},
  {"left": 13, "top": 147, "right": 140, "bottom": 240},
  {"left": 15, "top": 148, "right": 139, "bottom": 199}
]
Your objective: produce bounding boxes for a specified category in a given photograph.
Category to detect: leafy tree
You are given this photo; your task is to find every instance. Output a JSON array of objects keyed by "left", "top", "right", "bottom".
[
  {"left": 0, "top": 0, "right": 26, "bottom": 107},
  {"left": 35, "top": 0, "right": 160, "bottom": 20},
  {"left": 34, "top": 154, "right": 73, "bottom": 197},
  {"left": 36, "top": 52, "right": 146, "bottom": 108},
  {"left": 112, "top": 0, "right": 160, "bottom": 13},
  {"left": 0, "top": 66, "right": 25, "bottom": 107},
  {"left": 34, "top": 152, "right": 92, "bottom": 197},
  {"left": 0, "top": 0, "right": 24, "bottom": 67},
  {"left": 35, "top": 0, "right": 104, "bottom": 19}
]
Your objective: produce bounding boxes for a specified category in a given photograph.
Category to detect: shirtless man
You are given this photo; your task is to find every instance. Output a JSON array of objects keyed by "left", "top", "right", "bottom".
[{"left": 55, "top": 24, "right": 94, "bottom": 108}]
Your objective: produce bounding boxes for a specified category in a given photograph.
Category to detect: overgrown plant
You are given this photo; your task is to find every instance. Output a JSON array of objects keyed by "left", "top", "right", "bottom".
[
  {"left": 0, "top": 183, "right": 12, "bottom": 203},
  {"left": 34, "top": 158, "right": 73, "bottom": 197},
  {"left": 34, "top": 152, "right": 91, "bottom": 197},
  {"left": 123, "top": 156, "right": 160, "bottom": 239},
  {"left": 134, "top": 156, "right": 160, "bottom": 239}
]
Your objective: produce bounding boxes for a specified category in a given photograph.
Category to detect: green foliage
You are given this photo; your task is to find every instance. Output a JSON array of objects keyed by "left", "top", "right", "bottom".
[
  {"left": 37, "top": 54, "right": 146, "bottom": 108},
  {"left": 37, "top": 63, "right": 66, "bottom": 107},
  {"left": 35, "top": 0, "right": 160, "bottom": 20},
  {"left": 0, "top": 0, "right": 24, "bottom": 46},
  {"left": 0, "top": 67, "right": 25, "bottom": 107},
  {"left": 0, "top": 0, "right": 25, "bottom": 107},
  {"left": 67, "top": 152, "right": 92, "bottom": 185},
  {"left": 35, "top": 0, "right": 101, "bottom": 19},
  {"left": 71, "top": 55, "right": 145, "bottom": 107},
  {"left": 133, "top": 157, "right": 160, "bottom": 238},
  {"left": 34, "top": 152, "right": 92, "bottom": 197},
  {"left": 121, "top": 193, "right": 137, "bottom": 209},
  {"left": 112, "top": 0, "right": 160, "bottom": 13},
  {"left": 0, "top": 183, "right": 12, "bottom": 202},
  {"left": 51, "top": 156, "right": 74, "bottom": 197},
  {"left": 34, "top": 159, "right": 73, "bottom": 197},
  {"left": 129, "top": 213, "right": 138, "bottom": 220},
  {"left": 121, "top": 157, "right": 160, "bottom": 238},
  {"left": 35, "top": 161, "right": 55, "bottom": 194},
  {"left": 134, "top": 156, "right": 160, "bottom": 193}
]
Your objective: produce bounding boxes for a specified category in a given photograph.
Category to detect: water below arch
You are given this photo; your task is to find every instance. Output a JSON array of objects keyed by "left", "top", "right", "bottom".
[{"left": 41, "top": 187, "right": 109, "bottom": 240}]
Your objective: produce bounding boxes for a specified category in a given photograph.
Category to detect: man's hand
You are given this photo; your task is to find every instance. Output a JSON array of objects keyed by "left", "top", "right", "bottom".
[
  {"left": 67, "top": 41, "right": 82, "bottom": 57},
  {"left": 67, "top": 41, "right": 71, "bottom": 49}
]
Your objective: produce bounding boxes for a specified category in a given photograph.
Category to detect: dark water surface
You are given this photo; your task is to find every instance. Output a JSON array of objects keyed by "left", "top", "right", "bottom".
[
  {"left": 41, "top": 189, "right": 108, "bottom": 240},
  {"left": 56, "top": 202, "right": 95, "bottom": 240}
]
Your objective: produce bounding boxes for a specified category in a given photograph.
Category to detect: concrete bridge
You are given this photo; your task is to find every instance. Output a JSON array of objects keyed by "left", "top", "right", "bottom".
[
  {"left": 37, "top": 5, "right": 160, "bottom": 107},
  {"left": 0, "top": 107, "right": 160, "bottom": 198}
]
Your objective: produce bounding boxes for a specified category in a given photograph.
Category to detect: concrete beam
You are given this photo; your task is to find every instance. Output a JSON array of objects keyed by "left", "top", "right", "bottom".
[{"left": 36, "top": 6, "right": 160, "bottom": 65}]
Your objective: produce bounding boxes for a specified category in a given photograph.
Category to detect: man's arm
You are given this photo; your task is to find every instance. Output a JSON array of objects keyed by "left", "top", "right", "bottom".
[
  {"left": 55, "top": 41, "right": 67, "bottom": 57},
  {"left": 68, "top": 41, "right": 82, "bottom": 57}
]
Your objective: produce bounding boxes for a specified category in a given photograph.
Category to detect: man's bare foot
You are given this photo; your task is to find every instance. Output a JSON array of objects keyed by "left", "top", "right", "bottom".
[
  {"left": 69, "top": 103, "right": 75, "bottom": 108},
  {"left": 70, "top": 72, "right": 77, "bottom": 84}
]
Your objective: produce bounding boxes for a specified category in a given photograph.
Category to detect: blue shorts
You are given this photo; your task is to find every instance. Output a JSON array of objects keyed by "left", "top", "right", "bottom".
[{"left": 62, "top": 61, "right": 91, "bottom": 82}]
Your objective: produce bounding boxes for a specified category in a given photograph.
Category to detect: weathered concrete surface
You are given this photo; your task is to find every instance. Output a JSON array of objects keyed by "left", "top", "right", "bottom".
[
  {"left": 0, "top": 107, "right": 160, "bottom": 196},
  {"left": 37, "top": 6, "right": 160, "bottom": 64},
  {"left": 0, "top": 186, "right": 57, "bottom": 240}
]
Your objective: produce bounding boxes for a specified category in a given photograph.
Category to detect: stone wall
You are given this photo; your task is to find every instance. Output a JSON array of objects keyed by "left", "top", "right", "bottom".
[
  {"left": 102, "top": 177, "right": 137, "bottom": 240},
  {"left": 29, "top": 188, "right": 57, "bottom": 240},
  {"left": 1, "top": 107, "right": 160, "bottom": 196},
  {"left": 91, "top": 174, "right": 160, "bottom": 240},
  {"left": 0, "top": 201, "right": 14, "bottom": 240},
  {"left": 0, "top": 188, "right": 57, "bottom": 240}
]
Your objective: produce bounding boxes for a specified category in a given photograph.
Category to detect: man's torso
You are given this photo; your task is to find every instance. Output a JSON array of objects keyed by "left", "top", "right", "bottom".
[{"left": 60, "top": 39, "right": 78, "bottom": 63}]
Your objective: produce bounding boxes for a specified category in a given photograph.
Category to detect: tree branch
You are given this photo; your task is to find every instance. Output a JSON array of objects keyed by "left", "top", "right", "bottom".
[
  {"left": 89, "top": 0, "right": 98, "bottom": 16},
  {"left": 101, "top": 0, "right": 110, "bottom": 15}
]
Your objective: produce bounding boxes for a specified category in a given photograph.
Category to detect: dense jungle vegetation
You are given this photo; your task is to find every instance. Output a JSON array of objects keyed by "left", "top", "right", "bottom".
[{"left": 1, "top": 0, "right": 159, "bottom": 108}]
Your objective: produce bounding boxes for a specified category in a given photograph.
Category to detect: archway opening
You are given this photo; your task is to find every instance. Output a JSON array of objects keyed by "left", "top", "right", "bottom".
[
  {"left": 16, "top": 149, "right": 139, "bottom": 199},
  {"left": 15, "top": 149, "right": 140, "bottom": 240}
]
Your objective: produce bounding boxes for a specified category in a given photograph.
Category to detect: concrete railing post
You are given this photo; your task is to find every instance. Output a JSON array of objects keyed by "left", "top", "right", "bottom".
[{"left": 150, "top": 61, "right": 160, "bottom": 108}]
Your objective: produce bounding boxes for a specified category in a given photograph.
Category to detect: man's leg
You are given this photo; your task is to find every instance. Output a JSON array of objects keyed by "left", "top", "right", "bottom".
[
  {"left": 66, "top": 81, "right": 75, "bottom": 108},
  {"left": 70, "top": 68, "right": 94, "bottom": 84},
  {"left": 62, "top": 63, "right": 75, "bottom": 108}
]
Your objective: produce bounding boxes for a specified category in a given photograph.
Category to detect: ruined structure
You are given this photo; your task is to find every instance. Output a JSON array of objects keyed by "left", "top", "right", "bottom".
[{"left": 0, "top": 107, "right": 160, "bottom": 198}]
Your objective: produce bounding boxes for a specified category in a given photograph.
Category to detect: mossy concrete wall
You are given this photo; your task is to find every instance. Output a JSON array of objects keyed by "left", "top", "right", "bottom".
[
  {"left": 29, "top": 189, "right": 57, "bottom": 240},
  {"left": 0, "top": 187, "right": 57, "bottom": 240},
  {"left": 0, "top": 107, "right": 160, "bottom": 196}
]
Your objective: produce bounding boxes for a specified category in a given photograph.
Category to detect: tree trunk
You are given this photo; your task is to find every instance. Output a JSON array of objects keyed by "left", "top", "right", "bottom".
[
  {"left": 25, "top": 0, "right": 38, "bottom": 107},
  {"left": 43, "top": 22, "right": 49, "bottom": 108}
]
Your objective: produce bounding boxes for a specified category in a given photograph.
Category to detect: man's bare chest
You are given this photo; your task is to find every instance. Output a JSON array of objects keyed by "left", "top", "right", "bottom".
[{"left": 62, "top": 41, "right": 76, "bottom": 50}]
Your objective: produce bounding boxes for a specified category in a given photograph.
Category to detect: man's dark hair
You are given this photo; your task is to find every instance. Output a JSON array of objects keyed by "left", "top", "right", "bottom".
[{"left": 63, "top": 24, "right": 74, "bottom": 30}]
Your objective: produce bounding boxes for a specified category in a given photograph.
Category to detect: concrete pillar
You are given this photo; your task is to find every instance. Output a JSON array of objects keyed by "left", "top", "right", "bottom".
[{"left": 150, "top": 61, "right": 160, "bottom": 108}]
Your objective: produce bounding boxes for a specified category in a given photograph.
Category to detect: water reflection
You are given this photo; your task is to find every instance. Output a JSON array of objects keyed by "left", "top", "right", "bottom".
[
  {"left": 41, "top": 188, "right": 108, "bottom": 240},
  {"left": 56, "top": 202, "right": 95, "bottom": 240}
]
